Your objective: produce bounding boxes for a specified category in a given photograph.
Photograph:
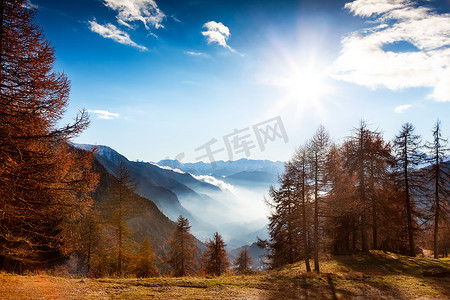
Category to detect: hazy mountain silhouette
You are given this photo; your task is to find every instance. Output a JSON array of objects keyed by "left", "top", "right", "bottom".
[
  {"left": 76, "top": 144, "right": 282, "bottom": 246},
  {"left": 90, "top": 156, "right": 206, "bottom": 257},
  {"left": 230, "top": 242, "right": 266, "bottom": 270},
  {"left": 76, "top": 144, "right": 217, "bottom": 239},
  {"left": 157, "top": 158, "right": 284, "bottom": 179}
]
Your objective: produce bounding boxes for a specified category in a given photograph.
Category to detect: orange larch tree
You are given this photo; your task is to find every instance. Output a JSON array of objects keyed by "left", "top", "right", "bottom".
[{"left": 0, "top": 0, "right": 97, "bottom": 271}]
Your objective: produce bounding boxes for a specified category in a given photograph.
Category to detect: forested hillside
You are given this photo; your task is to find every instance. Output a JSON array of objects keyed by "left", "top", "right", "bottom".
[
  {"left": 91, "top": 157, "right": 176, "bottom": 254},
  {"left": 76, "top": 157, "right": 205, "bottom": 276},
  {"left": 77, "top": 144, "right": 216, "bottom": 239}
]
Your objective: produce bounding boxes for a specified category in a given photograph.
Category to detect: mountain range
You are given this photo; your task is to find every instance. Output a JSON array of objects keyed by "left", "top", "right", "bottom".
[{"left": 76, "top": 144, "right": 284, "bottom": 250}]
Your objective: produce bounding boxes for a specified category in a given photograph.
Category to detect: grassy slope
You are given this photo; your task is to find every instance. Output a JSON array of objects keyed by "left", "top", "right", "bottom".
[{"left": 1, "top": 251, "right": 449, "bottom": 299}]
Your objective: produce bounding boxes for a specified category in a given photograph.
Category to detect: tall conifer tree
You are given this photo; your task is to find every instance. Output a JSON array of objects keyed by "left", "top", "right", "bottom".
[
  {"left": 0, "top": 0, "right": 97, "bottom": 271},
  {"left": 167, "top": 216, "right": 197, "bottom": 277}
]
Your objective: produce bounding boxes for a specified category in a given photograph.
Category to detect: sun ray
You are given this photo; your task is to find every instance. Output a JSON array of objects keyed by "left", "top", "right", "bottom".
[{"left": 258, "top": 38, "right": 334, "bottom": 122}]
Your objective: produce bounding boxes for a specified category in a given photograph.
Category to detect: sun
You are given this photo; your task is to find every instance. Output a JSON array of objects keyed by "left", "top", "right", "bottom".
[
  {"left": 262, "top": 56, "right": 332, "bottom": 118},
  {"left": 281, "top": 67, "right": 328, "bottom": 101},
  {"left": 258, "top": 39, "right": 333, "bottom": 118}
]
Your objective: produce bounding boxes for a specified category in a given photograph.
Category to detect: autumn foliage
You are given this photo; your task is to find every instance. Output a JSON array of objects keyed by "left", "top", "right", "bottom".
[
  {"left": 166, "top": 216, "right": 198, "bottom": 277},
  {"left": 202, "top": 232, "right": 229, "bottom": 276},
  {"left": 263, "top": 121, "right": 450, "bottom": 271},
  {"left": 0, "top": 0, "right": 97, "bottom": 271}
]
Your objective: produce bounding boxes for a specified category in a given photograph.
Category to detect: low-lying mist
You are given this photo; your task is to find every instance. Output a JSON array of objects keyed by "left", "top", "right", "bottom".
[{"left": 178, "top": 181, "right": 270, "bottom": 248}]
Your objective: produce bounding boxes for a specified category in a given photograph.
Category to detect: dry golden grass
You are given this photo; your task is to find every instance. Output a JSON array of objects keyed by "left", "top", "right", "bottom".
[{"left": 1, "top": 251, "right": 449, "bottom": 299}]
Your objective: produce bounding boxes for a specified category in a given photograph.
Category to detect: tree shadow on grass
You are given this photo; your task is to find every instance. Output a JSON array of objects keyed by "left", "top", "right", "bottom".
[
  {"left": 263, "top": 274, "right": 355, "bottom": 300},
  {"left": 334, "top": 252, "right": 449, "bottom": 275},
  {"left": 333, "top": 252, "right": 450, "bottom": 299}
]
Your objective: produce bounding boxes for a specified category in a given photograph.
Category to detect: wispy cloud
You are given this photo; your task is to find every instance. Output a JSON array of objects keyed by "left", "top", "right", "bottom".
[
  {"left": 201, "top": 21, "right": 235, "bottom": 52},
  {"left": 88, "top": 109, "right": 120, "bottom": 120},
  {"left": 88, "top": 20, "right": 148, "bottom": 51},
  {"left": 104, "top": 0, "right": 165, "bottom": 30},
  {"left": 192, "top": 174, "right": 234, "bottom": 192},
  {"left": 394, "top": 104, "right": 412, "bottom": 114},
  {"left": 185, "top": 51, "right": 209, "bottom": 57},
  {"left": 344, "top": 0, "right": 409, "bottom": 17},
  {"left": 150, "top": 163, "right": 186, "bottom": 174},
  {"left": 171, "top": 15, "right": 182, "bottom": 23},
  {"left": 332, "top": 0, "right": 450, "bottom": 102}
]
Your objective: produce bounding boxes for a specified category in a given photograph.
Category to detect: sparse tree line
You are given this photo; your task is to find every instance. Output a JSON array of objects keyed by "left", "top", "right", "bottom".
[{"left": 259, "top": 121, "right": 450, "bottom": 271}]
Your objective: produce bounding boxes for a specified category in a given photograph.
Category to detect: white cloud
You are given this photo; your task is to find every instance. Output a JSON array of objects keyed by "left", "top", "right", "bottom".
[
  {"left": 201, "top": 21, "right": 235, "bottom": 52},
  {"left": 394, "top": 104, "right": 412, "bottom": 113},
  {"left": 117, "top": 18, "right": 134, "bottom": 29},
  {"left": 428, "top": 68, "right": 450, "bottom": 102},
  {"left": 332, "top": 0, "right": 450, "bottom": 102},
  {"left": 150, "top": 163, "right": 186, "bottom": 174},
  {"left": 88, "top": 20, "right": 148, "bottom": 51},
  {"left": 150, "top": 164, "right": 234, "bottom": 191},
  {"left": 344, "top": 0, "right": 410, "bottom": 17},
  {"left": 88, "top": 109, "right": 120, "bottom": 120},
  {"left": 171, "top": 15, "right": 182, "bottom": 23},
  {"left": 185, "top": 51, "right": 209, "bottom": 57},
  {"left": 192, "top": 174, "right": 234, "bottom": 192},
  {"left": 104, "top": 0, "right": 165, "bottom": 30}
]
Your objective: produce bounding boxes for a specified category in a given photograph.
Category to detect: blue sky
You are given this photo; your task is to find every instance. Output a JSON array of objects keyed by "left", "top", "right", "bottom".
[{"left": 32, "top": 0, "right": 450, "bottom": 163}]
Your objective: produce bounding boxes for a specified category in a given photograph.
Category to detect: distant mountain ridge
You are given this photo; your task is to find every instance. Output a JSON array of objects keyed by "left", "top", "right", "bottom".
[
  {"left": 75, "top": 144, "right": 282, "bottom": 248},
  {"left": 229, "top": 242, "right": 266, "bottom": 270},
  {"left": 157, "top": 158, "right": 284, "bottom": 178},
  {"left": 76, "top": 144, "right": 218, "bottom": 239}
]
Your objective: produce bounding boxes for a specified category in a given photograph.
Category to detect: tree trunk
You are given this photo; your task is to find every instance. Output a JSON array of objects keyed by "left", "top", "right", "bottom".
[
  {"left": 433, "top": 153, "right": 440, "bottom": 259},
  {"left": 314, "top": 153, "right": 320, "bottom": 272},
  {"left": 87, "top": 225, "right": 92, "bottom": 275},
  {"left": 404, "top": 142, "right": 415, "bottom": 257},
  {"left": 181, "top": 231, "right": 185, "bottom": 276},
  {"left": 370, "top": 162, "right": 378, "bottom": 250},
  {"left": 118, "top": 184, "right": 123, "bottom": 276},
  {"left": 301, "top": 163, "right": 311, "bottom": 272},
  {"left": 359, "top": 134, "right": 368, "bottom": 252},
  {"left": 360, "top": 178, "right": 368, "bottom": 252},
  {"left": 352, "top": 226, "right": 356, "bottom": 252},
  {"left": 287, "top": 187, "right": 293, "bottom": 264}
]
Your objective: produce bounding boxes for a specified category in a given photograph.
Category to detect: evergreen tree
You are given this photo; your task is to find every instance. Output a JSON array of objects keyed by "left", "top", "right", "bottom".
[
  {"left": 75, "top": 208, "right": 103, "bottom": 275},
  {"left": 292, "top": 146, "right": 312, "bottom": 272},
  {"left": 265, "top": 169, "right": 301, "bottom": 268},
  {"left": 234, "top": 248, "right": 253, "bottom": 275},
  {"left": 104, "top": 163, "right": 138, "bottom": 276},
  {"left": 135, "top": 237, "right": 159, "bottom": 278},
  {"left": 424, "top": 120, "right": 450, "bottom": 258},
  {"left": 310, "top": 125, "right": 330, "bottom": 272},
  {"left": 324, "top": 144, "right": 358, "bottom": 254},
  {"left": 342, "top": 121, "right": 390, "bottom": 252},
  {"left": 0, "top": 0, "right": 97, "bottom": 271},
  {"left": 366, "top": 132, "right": 392, "bottom": 249},
  {"left": 393, "top": 123, "right": 425, "bottom": 256},
  {"left": 167, "top": 216, "right": 197, "bottom": 277},
  {"left": 203, "top": 232, "right": 229, "bottom": 276}
]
